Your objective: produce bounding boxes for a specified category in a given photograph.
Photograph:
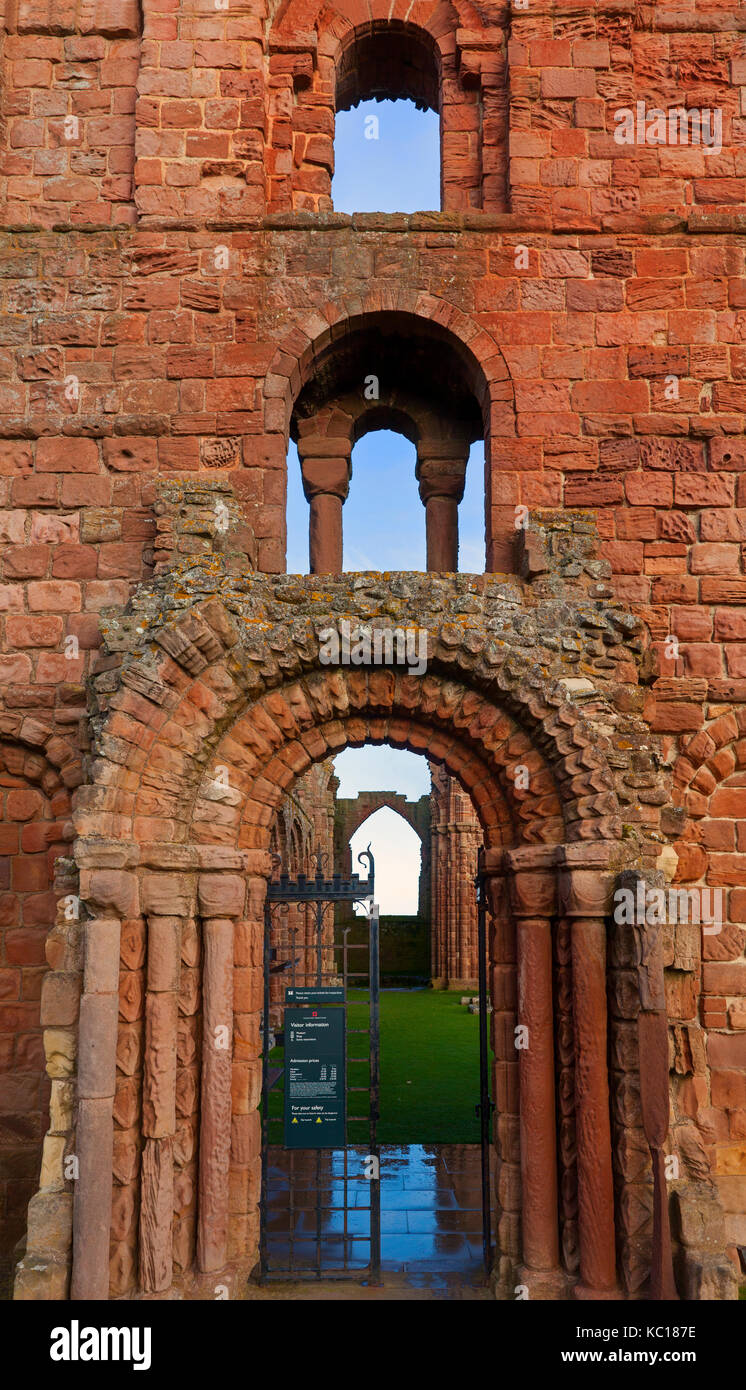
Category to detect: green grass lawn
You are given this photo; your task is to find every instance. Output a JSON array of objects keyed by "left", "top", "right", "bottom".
[
  {"left": 267, "top": 988, "right": 485, "bottom": 1146},
  {"left": 376, "top": 988, "right": 484, "bottom": 1143}
]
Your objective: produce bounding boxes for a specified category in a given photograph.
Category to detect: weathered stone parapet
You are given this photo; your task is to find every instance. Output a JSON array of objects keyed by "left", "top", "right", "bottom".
[{"left": 152, "top": 478, "right": 256, "bottom": 576}]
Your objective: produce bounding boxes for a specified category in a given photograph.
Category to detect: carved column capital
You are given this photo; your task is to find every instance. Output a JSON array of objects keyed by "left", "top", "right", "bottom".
[
  {"left": 416, "top": 442, "right": 469, "bottom": 505},
  {"left": 504, "top": 845, "right": 558, "bottom": 920},
  {"left": 197, "top": 873, "right": 247, "bottom": 920},
  {"left": 557, "top": 843, "right": 619, "bottom": 921},
  {"left": 297, "top": 442, "right": 352, "bottom": 502}
]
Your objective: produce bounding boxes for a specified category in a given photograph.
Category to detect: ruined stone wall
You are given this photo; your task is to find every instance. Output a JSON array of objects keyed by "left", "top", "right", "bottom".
[
  {"left": 6, "top": 500, "right": 738, "bottom": 1299},
  {"left": 334, "top": 788, "right": 430, "bottom": 914},
  {"left": 1, "top": 218, "right": 746, "bottom": 1286},
  {"left": 0, "top": 2, "right": 744, "bottom": 223},
  {"left": 334, "top": 789, "right": 431, "bottom": 980},
  {"left": 430, "top": 763, "right": 482, "bottom": 990},
  {"left": 0, "top": 0, "right": 745, "bottom": 1295}
]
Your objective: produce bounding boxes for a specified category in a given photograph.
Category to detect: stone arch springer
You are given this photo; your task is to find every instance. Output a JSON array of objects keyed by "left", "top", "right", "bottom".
[{"left": 14, "top": 500, "right": 736, "bottom": 1303}]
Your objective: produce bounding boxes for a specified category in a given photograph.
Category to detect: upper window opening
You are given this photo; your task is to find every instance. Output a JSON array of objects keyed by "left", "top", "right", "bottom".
[
  {"left": 335, "top": 24, "right": 440, "bottom": 114},
  {"left": 350, "top": 806, "right": 422, "bottom": 916},
  {"left": 332, "top": 23, "right": 441, "bottom": 214},
  {"left": 286, "top": 312, "right": 486, "bottom": 575},
  {"left": 332, "top": 100, "right": 440, "bottom": 214},
  {"left": 345, "top": 430, "right": 423, "bottom": 570}
]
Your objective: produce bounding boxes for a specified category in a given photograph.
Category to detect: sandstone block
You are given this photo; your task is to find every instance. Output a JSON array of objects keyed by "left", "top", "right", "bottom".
[
  {"left": 141, "top": 872, "right": 193, "bottom": 918},
  {"left": 26, "top": 1190, "right": 73, "bottom": 1254},
  {"left": 197, "top": 873, "right": 246, "bottom": 918}
]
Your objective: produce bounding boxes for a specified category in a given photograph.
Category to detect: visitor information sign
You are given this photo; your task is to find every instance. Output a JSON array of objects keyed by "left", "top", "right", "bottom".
[{"left": 284, "top": 992, "right": 346, "bottom": 1148}]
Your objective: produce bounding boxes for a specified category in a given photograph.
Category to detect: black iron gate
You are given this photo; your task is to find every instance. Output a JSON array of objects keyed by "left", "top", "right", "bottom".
[{"left": 258, "top": 849, "right": 381, "bottom": 1283}]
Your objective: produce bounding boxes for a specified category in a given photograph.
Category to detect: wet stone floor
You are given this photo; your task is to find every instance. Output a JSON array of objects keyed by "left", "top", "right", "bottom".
[{"left": 249, "top": 1144, "right": 493, "bottom": 1300}]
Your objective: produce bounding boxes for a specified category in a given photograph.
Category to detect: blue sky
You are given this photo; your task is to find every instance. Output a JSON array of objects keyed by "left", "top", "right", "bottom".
[
  {"left": 294, "top": 102, "right": 469, "bottom": 910},
  {"left": 332, "top": 99, "right": 440, "bottom": 215},
  {"left": 286, "top": 434, "right": 485, "bottom": 575}
]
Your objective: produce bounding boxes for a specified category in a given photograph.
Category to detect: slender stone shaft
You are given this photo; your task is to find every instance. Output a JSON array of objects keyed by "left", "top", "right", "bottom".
[
  {"left": 571, "top": 916, "right": 617, "bottom": 1297},
  {"left": 517, "top": 914, "right": 559, "bottom": 1271},
  {"left": 298, "top": 446, "right": 351, "bottom": 575},
  {"left": 508, "top": 851, "right": 562, "bottom": 1291},
  {"left": 197, "top": 917, "right": 234, "bottom": 1272},
  {"left": 309, "top": 491, "right": 343, "bottom": 573}
]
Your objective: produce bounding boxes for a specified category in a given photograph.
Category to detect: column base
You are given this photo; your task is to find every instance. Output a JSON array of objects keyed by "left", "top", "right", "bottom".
[
  {"left": 516, "top": 1265, "right": 571, "bottom": 1300},
  {"left": 573, "top": 1281, "right": 623, "bottom": 1300}
]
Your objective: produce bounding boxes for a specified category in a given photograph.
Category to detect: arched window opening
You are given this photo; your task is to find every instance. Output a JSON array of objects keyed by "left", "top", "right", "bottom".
[
  {"left": 332, "top": 23, "right": 441, "bottom": 214},
  {"left": 285, "top": 441, "right": 308, "bottom": 574},
  {"left": 345, "top": 430, "right": 423, "bottom": 571},
  {"left": 350, "top": 806, "right": 421, "bottom": 917},
  {"left": 286, "top": 312, "right": 486, "bottom": 574},
  {"left": 459, "top": 442, "right": 487, "bottom": 574}
]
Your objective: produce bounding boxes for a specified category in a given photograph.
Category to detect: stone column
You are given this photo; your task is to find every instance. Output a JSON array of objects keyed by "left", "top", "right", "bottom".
[
  {"left": 482, "top": 858, "right": 520, "bottom": 1289},
  {"left": 429, "top": 823, "right": 444, "bottom": 985},
  {"left": 196, "top": 873, "right": 247, "bottom": 1274},
  {"left": 139, "top": 872, "right": 194, "bottom": 1294},
  {"left": 506, "top": 846, "right": 565, "bottom": 1297},
  {"left": 554, "top": 912, "right": 580, "bottom": 1278},
  {"left": 559, "top": 845, "right": 620, "bottom": 1299},
  {"left": 429, "top": 764, "right": 481, "bottom": 989},
  {"left": 416, "top": 443, "right": 469, "bottom": 571},
  {"left": 298, "top": 442, "right": 351, "bottom": 575},
  {"left": 624, "top": 870, "right": 679, "bottom": 1300},
  {"left": 70, "top": 860, "right": 139, "bottom": 1302}
]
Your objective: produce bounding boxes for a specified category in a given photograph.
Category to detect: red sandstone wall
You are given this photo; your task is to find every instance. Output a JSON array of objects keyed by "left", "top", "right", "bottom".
[
  {"left": 1, "top": 0, "right": 746, "bottom": 1285},
  {"left": 1, "top": 2, "right": 745, "bottom": 224},
  {"left": 0, "top": 222, "right": 744, "bottom": 1263}
]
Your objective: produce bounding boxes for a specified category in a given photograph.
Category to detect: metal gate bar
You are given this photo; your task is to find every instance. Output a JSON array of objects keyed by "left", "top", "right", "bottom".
[{"left": 258, "top": 851, "right": 380, "bottom": 1284}]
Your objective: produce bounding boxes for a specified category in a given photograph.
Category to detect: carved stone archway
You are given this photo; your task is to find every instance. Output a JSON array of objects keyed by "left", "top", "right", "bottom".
[{"left": 14, "top": 494, "right": 734, "bottom": 1303}]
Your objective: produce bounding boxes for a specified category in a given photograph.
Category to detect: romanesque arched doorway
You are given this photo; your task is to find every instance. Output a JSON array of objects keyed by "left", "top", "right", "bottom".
[{"left": 17, "top": 516, "right": 703, "bottom": 1303}]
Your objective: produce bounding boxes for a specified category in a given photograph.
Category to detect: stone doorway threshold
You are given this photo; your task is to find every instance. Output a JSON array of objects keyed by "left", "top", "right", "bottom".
[
  {"left": 253, "top": 1144, "right": 493, "bottom": 1299},
  {"left": 244, "top": 1272, "right": 492, "bottom": 1300}
]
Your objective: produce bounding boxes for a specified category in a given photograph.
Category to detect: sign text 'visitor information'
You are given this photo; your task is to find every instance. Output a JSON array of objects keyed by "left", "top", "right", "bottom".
[{"left": 284, "top": 994, "right": 346, "bottom": 1148}]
